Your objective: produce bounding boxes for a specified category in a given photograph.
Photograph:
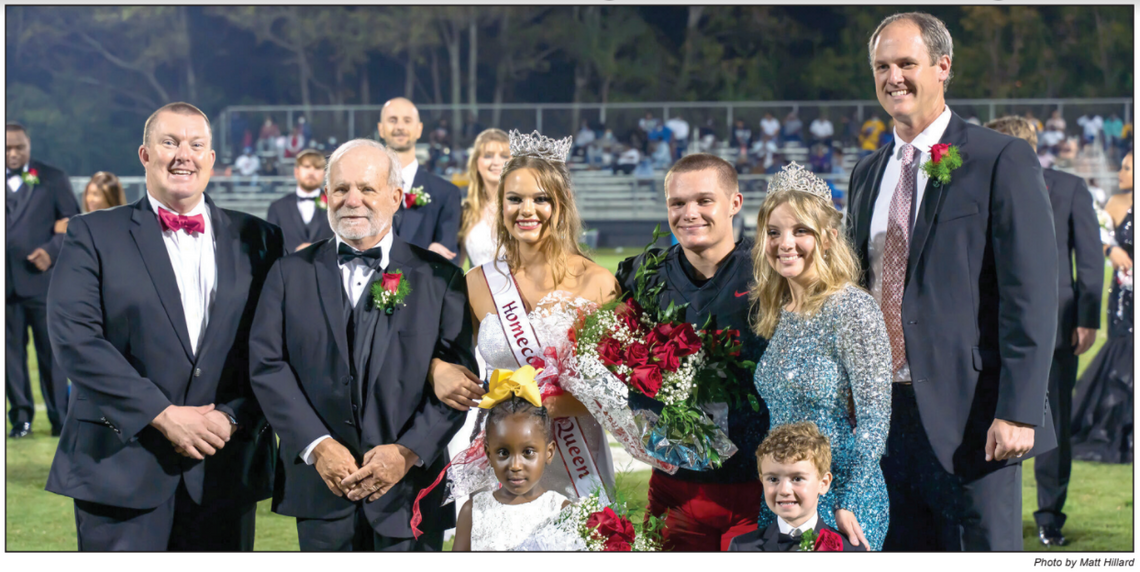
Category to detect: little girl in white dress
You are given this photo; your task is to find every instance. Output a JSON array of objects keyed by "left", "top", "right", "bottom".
[{"left": 452, "top": 375, "right": 574, "bottom": 551}]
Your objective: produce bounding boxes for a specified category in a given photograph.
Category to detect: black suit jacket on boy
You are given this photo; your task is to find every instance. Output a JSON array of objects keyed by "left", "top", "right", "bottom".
[
  {"left": 265, "top": 191, "right": 335, "bottom": 253},
  {"left": 1042, "top": 168, "right": 1103, "bottom": 347},
  {"left": 846, "top": 111, "right": 1058, "bottom": 479},
  {"left": 45, "top": 195, "right": 284, "bottom": 509},
  {"left": 6, "top": 159, "right": 80, "bottom": 299},
  {"left": 393, "top": 166, "right": 461, "bottom": 257},
  {"left": 728, "top": 520, "right": 866, "bottom": 552},
  {"left": 249, "top": 236, "right": 474, "bottom": 538}
]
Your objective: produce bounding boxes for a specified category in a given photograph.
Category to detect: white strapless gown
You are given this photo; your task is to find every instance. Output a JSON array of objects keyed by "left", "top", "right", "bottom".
[{"left": 475, "top": 292, "right": 616, "bottom": 500}]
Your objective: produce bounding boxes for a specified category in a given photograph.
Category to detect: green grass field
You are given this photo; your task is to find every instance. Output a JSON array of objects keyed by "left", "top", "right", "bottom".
[{"left": 6, "top": 254, "right": 1132, "bottom": 551}]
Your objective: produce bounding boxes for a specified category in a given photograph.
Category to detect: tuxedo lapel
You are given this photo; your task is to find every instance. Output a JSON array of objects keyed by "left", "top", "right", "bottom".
[
  {"left": 285, "top": 195, "right": 309, "bottom": 241},
  {"left": 314, "top": 240, "right": 351, "bottom": 369},
  {"left": 760, "top": 522, "right": 782, "bottom": 551},
  {"left": 394, "top": 169, "right": 427, "bottom": 240},
  {"left": 908, "top": 113, "right": 969, "bottom": 281},
  {"left": 854, "top": 146, "right": 892, "bottom": 263},
  {"left": 192, "top": 198, "right": 240, "bottom": 367},
  {"left": 129, "top": 199, "right": 194, "bottom": 360},
  {"left": 8, "top": 178, "right": 37, "bottom": 229},
  {"left": 362, "top": 238, "right": 418, "bottom": 394}
]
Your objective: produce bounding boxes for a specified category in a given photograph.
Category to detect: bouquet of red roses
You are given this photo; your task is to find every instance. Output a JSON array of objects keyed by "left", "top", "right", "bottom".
[
  {"left": 571, "top": 227, "right": 757, "bottom": 470},
  {"left": 562, "top": 490, "right": 663, "bottom": 551}
]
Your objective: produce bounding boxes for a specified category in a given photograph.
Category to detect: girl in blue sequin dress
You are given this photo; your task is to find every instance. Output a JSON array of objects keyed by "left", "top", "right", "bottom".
[{"left": 748, "top": 163, "right": 892, "bottom": 550}]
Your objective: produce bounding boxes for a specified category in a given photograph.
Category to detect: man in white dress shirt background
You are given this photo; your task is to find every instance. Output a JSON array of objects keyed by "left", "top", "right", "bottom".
[{"left": 45, "top": 102, "right": 284, "bottom": 550}]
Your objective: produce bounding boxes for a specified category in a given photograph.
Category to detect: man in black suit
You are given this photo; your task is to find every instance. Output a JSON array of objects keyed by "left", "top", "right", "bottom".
[
  {"left": 6, "top": 123, "right": 81, "bottom": 438},
  {"left": 847, "top": 13, "right": 1057, "bottom": 550},
  {"left": 266, "top": 148, "right": 335, "bottom": 253},
  {"left": 984, "top": 116, "right": 1103, "bottom": 547},
  {"left": 249, "top": 139, "right": 475, "bottom": 551},
  {"left": 46, "top": 103, "right": 283, "bottom": 550},
  {"left": 377, "top": 97, "right": 461, "bottom": 263}
]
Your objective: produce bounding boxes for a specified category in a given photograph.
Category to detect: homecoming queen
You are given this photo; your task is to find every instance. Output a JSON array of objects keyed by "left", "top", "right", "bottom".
[
  {"left": 432, "top": 130, "right": 618, "bottom": 501},
  {"left": 749, "top": 163, "right": 891, "bottom": 550}
]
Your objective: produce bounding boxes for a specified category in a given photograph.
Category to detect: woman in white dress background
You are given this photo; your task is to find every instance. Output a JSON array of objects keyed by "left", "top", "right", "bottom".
[{"left": 458, "top": 128, "right": 510, "bottom": 268}]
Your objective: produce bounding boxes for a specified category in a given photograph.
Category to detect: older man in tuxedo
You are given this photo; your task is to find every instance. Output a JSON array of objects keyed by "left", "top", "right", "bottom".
[
  {"left": 249, "top": 139, "right": 475, "bottom": 551},
  {"left": 376, "top": 98, "right": 461, "bottom": 262},
  {"left": 266, "top": 149, "right": 335, "bottom": 253},
  {"left": 46, "top": 102, "right": 283, "bottom": 550},
  {"left": 846, "top": 13, "right": 1057, "bottom": 550},
  {"left": 6, "top": 123, "right": 80, "bottom": 438}
]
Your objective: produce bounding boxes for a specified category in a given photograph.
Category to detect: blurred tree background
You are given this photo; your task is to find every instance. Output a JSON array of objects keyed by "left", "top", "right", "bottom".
[{"left": 6, "top": 5, "right": 1133, "bottom": 176}]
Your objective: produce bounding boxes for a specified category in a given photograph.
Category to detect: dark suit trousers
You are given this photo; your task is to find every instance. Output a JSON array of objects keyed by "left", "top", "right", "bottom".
[
  {"left": 1034, "top": 348, "right": 1077, "bottom": 529},
  {"left": 881, "top": 384, "right": 1023, "bottom": 551},
  {"left": 73, "top": 480, "right": 256, "bottom": 551},
  {"left": 6, "top": 292, "right": 67, "bottom": 429},
  {"left": 296, "top": 505, "right": 442, "bottom": 552}
]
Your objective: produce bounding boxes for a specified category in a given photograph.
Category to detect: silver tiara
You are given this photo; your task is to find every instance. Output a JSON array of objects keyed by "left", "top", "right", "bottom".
[
  {"left": 766, "top": 162, "right": 834, "bottom": 204},
  {"left": 508, "top": 129, "right": 573, "bottom": 163}
]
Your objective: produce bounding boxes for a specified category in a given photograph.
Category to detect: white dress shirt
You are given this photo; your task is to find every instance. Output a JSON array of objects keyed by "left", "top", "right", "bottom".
[
  {"left": 8, "top": 163, "right": 28, "bottom": 193},
  {"left": 300, "top": 230, "right": 393, "bottom": 464},
  {"left": 296, "top": 186, "right": 321, "bottom": 224},
  {"left": 867, "top": 105, "right": 952, "bottom": 382},
  {"left": 400, "top": 160, "right": 418, "bottom": 196},
  {"left": 147, "top": 192, "right": 216, "bottom": 356},
  {"left": 777, "top": 512, "right": 820, "bottom": 537}
]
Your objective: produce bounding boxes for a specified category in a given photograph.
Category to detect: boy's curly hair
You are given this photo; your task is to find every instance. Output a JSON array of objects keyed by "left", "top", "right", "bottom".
[{"left": 755, "top": 421, "right": 831, "bottom": 479}]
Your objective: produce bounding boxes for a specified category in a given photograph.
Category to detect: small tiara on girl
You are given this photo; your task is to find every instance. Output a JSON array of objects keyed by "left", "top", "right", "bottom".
[
  {"left": 766, "top": 162, "right": 835, "bottom": 203},
  {"left": 508, "top": 129, "right": 573, "bottom": 163}
]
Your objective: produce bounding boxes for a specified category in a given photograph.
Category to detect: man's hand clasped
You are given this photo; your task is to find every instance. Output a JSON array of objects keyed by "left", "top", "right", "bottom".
[{"left": 151, "top": 403, "right": 234, "bottom": 460}]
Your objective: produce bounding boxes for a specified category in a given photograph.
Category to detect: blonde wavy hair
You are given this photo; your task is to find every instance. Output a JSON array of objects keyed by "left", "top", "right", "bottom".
[
  {"left": 459, "top": 128, "right": 509, "bottom": 244},
  {"left": 749, "top": 190, "right": 862, "bottom": 338},
  {"left": 494, "top": 155, "right": 587, "bottom": 286}
]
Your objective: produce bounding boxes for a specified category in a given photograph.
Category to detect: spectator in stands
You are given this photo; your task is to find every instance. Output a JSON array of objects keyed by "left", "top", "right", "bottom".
[
  {"left": 731, "top": 119, "right": 753, "bottom": 151},
  {"left": 810, "top": 113, "right": 835, "bottom": 147},
  {"left": 1077, "top": 113, "right": 1104, "bottom": 150},
  {"left": 1122, "top": 121, "right": 1133, "bottom": 153},
  {"left": 697, "top": 118, "right": 718, "bottom": 153},
  {"left": 781, "top": 111, "right": 803, "bottom": 146},
  {"left": 809, "top": 143, "right": 833, "bottom": 174},
  {"left": 230, "top": 112, "right": 249, "bottom": 160},
  {"left": 859, "top": 114, "right": 886, "bottom": 157},
  {"left": 257, "top": 116, "right": 281, "bottom": 153},
  {"left": 839, "top": 114, "right": 859, "bottom": 147},
  {"left": 764, "top": 153, "right": 787, "bottom": 174},
  {"left": 1025, "top": 110, "right": 1045, "bottom": 133},
  {"left": 234, "top": 147, "right": 261, "bottom": 189},
  {"left": 297, "top": 115, "right": 311, "bottom": 142},
  {"left": 1040, "top": 124, "right": 1066, "bottom": 155},
  {"left": 1046, "top": 109, "right": 1067, "bottom": 135},
  {"left": 461, "top": 112, "right": 484, "bottom": 148},
  {"left": 651, "top": 139, "right": 673, "bottom": 170},
  {"left": 1103, "top": 113, "right": 1124, "bottom": 158},
  {"left": 283, "top": 124, "right": 305, "bottom": 159},
  {"left": 759, "top": 112, "right": 781, "bottom": 145},
  {"left": 428, "top": 117, "right": 452, "bottom": 171},
  {"left": 614, "top": 144, "right": 640, "bottom": 175},
  {"left": 666, "top": 115, "right": 691, "bottom": 161}
]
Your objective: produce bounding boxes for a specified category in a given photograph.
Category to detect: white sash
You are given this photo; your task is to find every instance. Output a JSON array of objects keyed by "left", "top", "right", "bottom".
[{"left": 482, "top": 260, "right": 610, "bottom": 503}]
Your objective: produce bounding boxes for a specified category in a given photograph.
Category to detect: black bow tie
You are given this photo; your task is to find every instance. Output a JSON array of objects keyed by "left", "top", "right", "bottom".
[
  {"left": 777, "top": 531, "right": 805, "bottom": 550},
  {"left": 298, "top": 195, "right": 318, "bottom": 202},
  {"left": 337, "top": 242, "right": 384, "bottom": 268},
  {"left": 7, "top": 169, "right": 19, "bottom": 179}
]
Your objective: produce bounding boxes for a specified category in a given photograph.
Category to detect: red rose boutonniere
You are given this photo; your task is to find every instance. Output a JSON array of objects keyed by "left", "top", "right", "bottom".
[
  {"left": 370, "top": 270, "right": 411, "bottom": 315},
  {"left": 403, "top": 186, "right": 431, "bottom": 209},
  {"left": 797, "top": 528, "right": 845, "bottom": 551},
  {"left": 316, "top": 193, "right": 328, "bottom": 210},
  {"left": 921, "top": 143, "right": 962, "bottom": 187},
  {"left": 21, "top": 168, "right": 40, "bottom": 186}
]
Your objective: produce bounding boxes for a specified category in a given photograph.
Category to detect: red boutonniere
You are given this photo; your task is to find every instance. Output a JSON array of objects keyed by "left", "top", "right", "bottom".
[
  {"left": 370, "top": 270, "right": 411, "bottom": 315},
  {"left": 403, "top": 186, "right": 431, "bottom": 209},
  {"left": 921, "top": 143, "right": 962, "bottom": 187},
  {"left": 316, "top": 193, "right": 328, "bottom": 210},
  {"left": 21, "top": 168, "right": 40, "bottom": 186},
  {"left": 813, "top": 528, "right": 845, "bottom": 551}
]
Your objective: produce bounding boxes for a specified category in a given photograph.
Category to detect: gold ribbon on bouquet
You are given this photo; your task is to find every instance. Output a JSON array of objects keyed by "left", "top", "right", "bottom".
[{"left": 478, "top": 366, "right": 544, "bottom": 409}]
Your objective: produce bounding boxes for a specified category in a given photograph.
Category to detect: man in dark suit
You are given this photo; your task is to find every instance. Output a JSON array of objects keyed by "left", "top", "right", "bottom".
[
  {"left": 46, "top": 103, "right": 283, "bottom": 550},
  {"left": 6, "top": 123, "right": 81, "bottom": 438},
  {"left": 847, "top": 13, "right": 1057, "bottom": 551},
  {"left": 377, "top": 97, "right": 461, "bottom": 262},
  {"left": 249, "top": 139, "right": 475, "bottom": 551},
  {"left": 266, "top": 148, "right": 335, "bottom": 253},
  {"left": 984, "top": 116, "right": 1103, "bottom": 547}
]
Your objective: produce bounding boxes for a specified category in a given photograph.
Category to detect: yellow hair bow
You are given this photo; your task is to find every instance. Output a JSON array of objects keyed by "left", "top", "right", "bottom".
[{"left": 478, "top": 366, "right": 544, "bottom": 409}]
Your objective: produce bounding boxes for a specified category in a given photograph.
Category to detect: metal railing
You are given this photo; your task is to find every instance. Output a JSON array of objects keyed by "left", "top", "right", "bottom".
[{"left": 219, "top": 98, "right": 1132, "bottom": 162}]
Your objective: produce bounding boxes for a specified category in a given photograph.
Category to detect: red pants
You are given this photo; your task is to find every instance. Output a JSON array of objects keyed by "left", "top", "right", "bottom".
[{"left": 644, "top": 471, "right": 765, "bottom": 551}]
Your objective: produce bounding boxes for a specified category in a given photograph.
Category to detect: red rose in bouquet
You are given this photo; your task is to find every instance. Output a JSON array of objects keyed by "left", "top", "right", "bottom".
[
  {"left": 814, "top": 529, "right": 845, "bottom": 552},
  {"left": 647, "top": 323, "right": 679, "bottom": 347},
  {"left": 670, "top": 322, "right": 703, "bottom": 357},
  {"left": 604, "top": 539, "right": 632, "bottom": 552},
  {"left": 598, "top": 338, "right": 624, "bottom": 367},
  {"left": 615, "top": 299, "right": 646, "bottom": 333},
  {"left": 625, "top": 342, "right": 650, "bottom": 368},
  {"left": 651, "top": 343, "right": 680, "bottom": 372},
  {"left": 586, "top": 507, "right": 636, "bottom": 547},
  {"left": 629, "top": 365, "right": 664, "bottom": 398}
]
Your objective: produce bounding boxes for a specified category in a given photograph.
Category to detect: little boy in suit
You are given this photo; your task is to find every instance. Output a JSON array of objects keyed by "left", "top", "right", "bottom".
[{"left": 729, "top": 422, "right": 866, "bottom": 551}]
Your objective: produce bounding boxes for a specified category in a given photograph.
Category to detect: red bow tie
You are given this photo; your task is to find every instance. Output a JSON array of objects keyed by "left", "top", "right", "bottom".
[{"left": 158, "top": 208, "right": 205, "bottom": 234}]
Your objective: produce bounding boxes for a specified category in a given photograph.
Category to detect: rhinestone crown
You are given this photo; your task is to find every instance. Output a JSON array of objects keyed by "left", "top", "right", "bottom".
[
  {"left": 766, "top": 162, "right": 834, "bottom": 204},
  {"left": 508, "top": 129, "right": 573, "bottom": 163}
]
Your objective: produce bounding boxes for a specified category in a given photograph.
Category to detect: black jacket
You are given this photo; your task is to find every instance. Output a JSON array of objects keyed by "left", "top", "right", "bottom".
[
  {"left": 729, "top": 519, "right": 867, "bottom": 551},
  {"left": 1042, "top": 168, "right": 1103, "bottom": 348},
  {"left": 393, "top": 167, "right": 461, "bottom": 258},
  {"left": 6, "top": 159, "right": 80, "bottom": 298},
  {"left": 265, "top": 190, "right": 335, "bottom": 253}
]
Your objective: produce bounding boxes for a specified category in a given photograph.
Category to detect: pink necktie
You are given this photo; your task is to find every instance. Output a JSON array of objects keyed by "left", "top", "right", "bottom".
[{"left": 882, "top": 144, "right": 916, "bottom": 377}]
